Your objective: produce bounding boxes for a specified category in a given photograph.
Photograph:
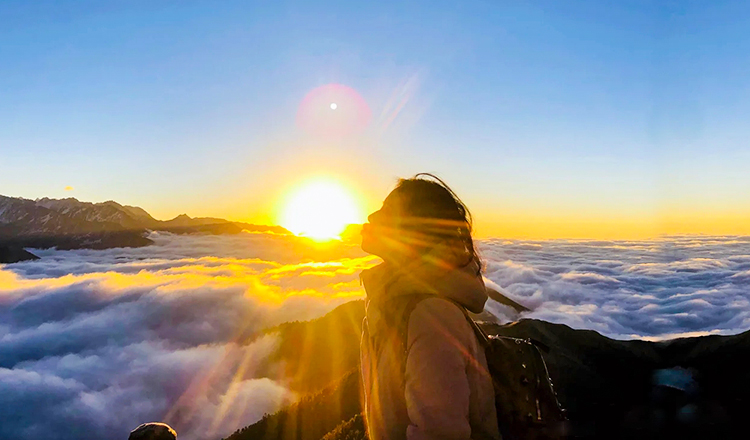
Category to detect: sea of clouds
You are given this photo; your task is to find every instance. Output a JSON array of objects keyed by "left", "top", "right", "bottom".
[
  {"left": 480, "top": 236, "right": 750, "bottom": 340},
  {"left": 1, "top": 232, "right": 749, "bottom": 439},
  {"left": 0, "top": 232, "right": 375, "bottom": 440}
]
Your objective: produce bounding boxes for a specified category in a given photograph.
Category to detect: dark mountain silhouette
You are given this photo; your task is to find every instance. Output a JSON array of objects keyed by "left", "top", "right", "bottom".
[
  {"left": 0, "top": 194, "right": 290, "bottom": 262},
  {"left": 267, "top": 300, "right": 364, "bottom": 394},
  {"left": 225, "top": 369, "right": 363, "bottom": 440},
  {"left": 226, "top": 300, "right": 742, "bottom": 440},
  {"left": 162, "top": 213, "right": 195, "bottom": 227},
  {"left": 321, "top": 414, "right": 366, "bottom": 440},
  {"left": 0, "top": 246, "right": 40, "bottom": 264}
]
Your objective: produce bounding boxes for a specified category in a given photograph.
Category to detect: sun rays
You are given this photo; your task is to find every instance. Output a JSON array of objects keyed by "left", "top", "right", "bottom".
[{"left": 279, "top": 179, "right": 363, "bottom": 241}]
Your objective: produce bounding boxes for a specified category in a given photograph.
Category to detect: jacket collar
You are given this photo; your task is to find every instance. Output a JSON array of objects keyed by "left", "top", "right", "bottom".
[{"left": 360, "top": 245, "right": 488, "bottom": 314}]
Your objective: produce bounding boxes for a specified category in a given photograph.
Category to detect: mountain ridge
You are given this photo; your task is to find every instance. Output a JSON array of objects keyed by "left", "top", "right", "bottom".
[{"left": 0, "top": 194, "right": 290, "bottom": 263}]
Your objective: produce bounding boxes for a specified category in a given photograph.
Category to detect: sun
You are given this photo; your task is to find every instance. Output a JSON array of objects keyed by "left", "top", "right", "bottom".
[{"left": 280, "top": 180, "right": 361, "bottom": 240}]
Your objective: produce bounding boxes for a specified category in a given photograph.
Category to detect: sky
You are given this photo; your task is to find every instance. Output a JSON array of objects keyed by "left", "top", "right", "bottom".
[{"left": 1, "top": 0, "right": 749, "bottom": 238}]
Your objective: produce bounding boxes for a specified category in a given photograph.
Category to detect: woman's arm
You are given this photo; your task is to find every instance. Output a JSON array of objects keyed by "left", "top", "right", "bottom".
[{"left": 404, "top": 297, "right": 473, "bottom": 440}]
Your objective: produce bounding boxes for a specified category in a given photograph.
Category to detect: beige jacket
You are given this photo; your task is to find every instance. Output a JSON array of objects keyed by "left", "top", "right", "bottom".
[{"left": 360, "top": 257, "right": 501, "bottom": 440}]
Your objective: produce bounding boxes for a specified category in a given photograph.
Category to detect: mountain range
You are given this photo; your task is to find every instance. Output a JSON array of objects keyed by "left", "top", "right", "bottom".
[{"left": 0, "top": 194, "right": 289, "bottom": 263}]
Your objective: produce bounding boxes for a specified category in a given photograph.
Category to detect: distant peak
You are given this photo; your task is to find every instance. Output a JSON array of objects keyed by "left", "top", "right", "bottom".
[
  {"left": 36, "top": 197, "right": 80, "bottom": 203},
  {"left": 99, "top": 200, "right": 123, "bottom": 208}
]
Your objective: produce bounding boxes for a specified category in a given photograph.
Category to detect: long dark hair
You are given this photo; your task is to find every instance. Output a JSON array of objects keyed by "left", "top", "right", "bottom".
[{"left": 389, "top": 173, "right": 482, "bottom": 274}]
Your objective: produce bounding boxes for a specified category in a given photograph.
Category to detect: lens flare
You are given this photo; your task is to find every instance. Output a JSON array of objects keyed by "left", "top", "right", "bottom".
[{"left": 296, "top": 84, "right": 371, "bottom": 138}]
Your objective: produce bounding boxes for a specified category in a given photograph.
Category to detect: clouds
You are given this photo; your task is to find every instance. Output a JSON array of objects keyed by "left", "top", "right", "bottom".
[
  {"left": 2, "top": 232, "right": 750, "bottom": 439},
  {"left": 0, "top": 232, "right": 374, "bottom": 440},
  {"left": 480, "top": 236, "right": 750, "bottom": 340}
]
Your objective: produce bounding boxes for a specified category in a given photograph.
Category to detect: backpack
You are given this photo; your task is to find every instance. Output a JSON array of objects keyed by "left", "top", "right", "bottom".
[{"left": 382, "top": 294, "right": 568, "bottom": 440}]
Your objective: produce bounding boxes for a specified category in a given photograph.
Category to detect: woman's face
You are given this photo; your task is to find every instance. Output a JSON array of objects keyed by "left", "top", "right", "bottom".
[
  {"left": 361, "top": 190, "right": 410, "bottom": 262},
  {"left": 361, "top": 186, "right": 470, "bottom": 267}
]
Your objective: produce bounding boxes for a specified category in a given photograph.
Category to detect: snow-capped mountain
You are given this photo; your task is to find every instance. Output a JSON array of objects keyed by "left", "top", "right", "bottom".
[
  {"left": 35, "top": 197, "right": 158, "bottom": 226},
  {"left": 0, "top": 195, "right": 156, "bottom": 236},
  {"left": 0, "top": 196, "right": 157, "bottom": 235},
  {"left": 0, "top": 195, "right": 289, "bottom": 261}
]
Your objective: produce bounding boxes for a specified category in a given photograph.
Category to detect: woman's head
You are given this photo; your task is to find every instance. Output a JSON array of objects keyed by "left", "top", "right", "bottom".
[{"left": 361, "top": 173, "right": 480, "bottom": 272}]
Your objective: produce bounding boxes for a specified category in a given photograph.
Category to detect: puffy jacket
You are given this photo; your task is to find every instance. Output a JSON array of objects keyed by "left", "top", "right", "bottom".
[{"left": 360, "top": 255, "right": 501, "bottom": 440}]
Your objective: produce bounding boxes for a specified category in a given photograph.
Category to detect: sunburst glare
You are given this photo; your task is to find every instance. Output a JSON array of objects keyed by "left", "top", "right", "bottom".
[{"left": 280, "top": 179, "right": 362, "bottom": 240}]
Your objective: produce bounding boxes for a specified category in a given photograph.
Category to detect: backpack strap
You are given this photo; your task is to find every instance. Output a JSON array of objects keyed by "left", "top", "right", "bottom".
[
  {"left": 392, "top": 294, "right": 436, "bottom": 361},
  {"left": 368, "top": 294, "right": 435, "bottom": 379},
  {"left": 449, "top": 301, "right": 551, "bottom": 354},
  {"left": 390, "top": 295, "right": 487, "bottom": 374},
  {"left": 371, "top": 294, "right": 442, "bottom": 386},
  {"left": 447, "top": 298, "right": 491, "bottom": 347}
]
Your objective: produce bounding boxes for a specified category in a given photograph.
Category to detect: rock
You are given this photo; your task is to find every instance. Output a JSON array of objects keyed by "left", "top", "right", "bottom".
[
  {"left": 0, "top": 246, "right": 40, "bottom": 264},
  {"left": 128, "top": 422, "right": 177, "bottom": 440}
]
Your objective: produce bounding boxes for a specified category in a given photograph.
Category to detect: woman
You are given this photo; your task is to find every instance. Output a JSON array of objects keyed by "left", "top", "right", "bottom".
[{"left": 360, "top": 174, "right": 500, "bottom": 440}]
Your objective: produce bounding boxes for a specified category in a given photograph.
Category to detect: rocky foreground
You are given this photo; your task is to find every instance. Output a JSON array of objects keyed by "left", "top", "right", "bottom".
[{"left": 225, "top": 300, "right": 746, "bottom": 440}]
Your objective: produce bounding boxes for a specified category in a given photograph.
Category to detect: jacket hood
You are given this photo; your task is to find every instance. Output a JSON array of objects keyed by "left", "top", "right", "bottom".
[{"left": 361, "top": 246, "right": 488, "bottom": 314}]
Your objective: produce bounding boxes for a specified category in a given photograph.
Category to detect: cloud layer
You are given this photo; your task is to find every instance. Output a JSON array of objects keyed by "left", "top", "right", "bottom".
[
  {"left": 0, "top": 232, "right": 374, "bottom": 440},
  {"left": 480, "top": 236, "right": 750, "bottom": 340},
  {"left": 1, "top": 233, "right": 749, "bottom": 439}
]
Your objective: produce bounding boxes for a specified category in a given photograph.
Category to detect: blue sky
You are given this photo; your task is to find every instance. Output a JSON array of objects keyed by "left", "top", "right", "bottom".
[{"left": 1, "top": 0, "right": 749, "bottom": 237}]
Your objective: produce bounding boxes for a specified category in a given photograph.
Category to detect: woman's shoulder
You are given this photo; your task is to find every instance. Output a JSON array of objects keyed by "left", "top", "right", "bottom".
[
  {"left": 407, "top": 296, "right": 473, "bottom": 342},
  {"left": 412, "top": 295, "right": 465, "bottom": 315}
]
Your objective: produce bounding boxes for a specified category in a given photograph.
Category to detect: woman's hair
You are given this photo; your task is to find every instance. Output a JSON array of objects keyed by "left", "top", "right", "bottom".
[{"left": 390, "top": 173, "right": 482, "bottom": 273}]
